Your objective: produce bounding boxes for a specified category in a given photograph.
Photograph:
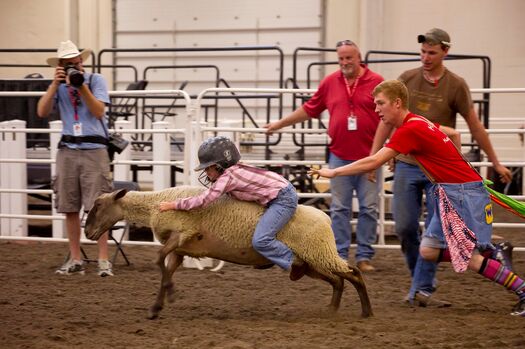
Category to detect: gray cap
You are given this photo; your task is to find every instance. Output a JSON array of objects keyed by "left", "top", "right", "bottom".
[{"left": 417, "top": 28, "right": 451, "bottom": 47}]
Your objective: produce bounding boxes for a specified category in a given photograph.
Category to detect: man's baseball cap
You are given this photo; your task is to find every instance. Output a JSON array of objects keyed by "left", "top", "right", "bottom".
[{"left": 417, "top": 28, "right": 451, "bottom": 47}]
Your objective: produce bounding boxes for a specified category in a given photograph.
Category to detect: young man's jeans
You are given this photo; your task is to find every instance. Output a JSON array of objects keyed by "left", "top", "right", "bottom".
[
  {"left": 393, "top": 161, "right": 437, "bottom": 298},
  {"left": 329, "top": 153, "right": 378, "bottom": 262}
]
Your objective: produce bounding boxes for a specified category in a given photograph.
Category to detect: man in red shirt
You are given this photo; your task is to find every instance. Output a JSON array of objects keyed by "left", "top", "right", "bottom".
[
  {"left": 309, "top": 80, "right": 525, "bottom": 317},
  {"left": 265, "top": 40, "right": 384, "bottom": 272}
]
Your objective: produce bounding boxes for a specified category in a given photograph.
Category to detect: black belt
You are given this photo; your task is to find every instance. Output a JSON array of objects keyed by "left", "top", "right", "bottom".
[{"left": 59, "top": 135, "right": 109, "bottom": 145}]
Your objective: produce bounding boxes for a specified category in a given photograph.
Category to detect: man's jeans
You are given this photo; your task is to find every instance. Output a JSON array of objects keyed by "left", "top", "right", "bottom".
[
  {"left": 393, "top": 161, "right": 437, "bottom": 297},
  {"left": 329, "top": 153, "right": 378, "bottom": 262}
]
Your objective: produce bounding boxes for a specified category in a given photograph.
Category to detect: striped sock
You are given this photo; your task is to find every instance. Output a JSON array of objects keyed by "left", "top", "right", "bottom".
[{"left": 479, "top": 258, "right": 525, "bottom": 299}]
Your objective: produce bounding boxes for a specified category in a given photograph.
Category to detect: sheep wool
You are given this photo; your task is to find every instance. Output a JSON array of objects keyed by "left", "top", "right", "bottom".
[{"left": 104, "top": 186, "right": 349, "bottom": 275}]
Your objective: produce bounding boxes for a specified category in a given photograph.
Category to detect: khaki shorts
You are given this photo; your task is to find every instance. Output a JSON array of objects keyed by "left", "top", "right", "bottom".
[{"left": 53, "top": 148, "right": 113, "bottom": 213}]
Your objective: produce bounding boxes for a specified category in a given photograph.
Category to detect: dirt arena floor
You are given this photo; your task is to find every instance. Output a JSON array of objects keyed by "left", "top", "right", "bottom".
[{"left": 1, "top": 207, "right": 525, "bottom": 349}]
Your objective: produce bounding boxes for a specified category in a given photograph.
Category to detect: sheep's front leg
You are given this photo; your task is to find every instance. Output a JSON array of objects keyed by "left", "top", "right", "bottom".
[
  {"left": 165, "top": 252, "right": 184, "bottom": 303},
  {"left": 148, "top": 233, "right": 180, "bottom": 320}
]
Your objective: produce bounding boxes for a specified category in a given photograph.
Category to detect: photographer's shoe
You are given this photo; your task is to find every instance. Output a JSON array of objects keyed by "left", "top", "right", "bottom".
[
  {"left": 97, "top": 259, "right": 114, "bottom": 277},
  {"left": 56, "top": 259, "right": 85, "bottom": 275}
]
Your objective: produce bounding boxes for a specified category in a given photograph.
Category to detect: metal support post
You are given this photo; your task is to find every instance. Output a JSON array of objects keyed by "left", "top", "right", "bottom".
[
  {"left": 9, "top": 120, "right": 27, "bottom": 236},
  {"left": 113, "top": 120, "right": 132, "bottom": 182},
  {"left": 49, "top": 120, "right": 64, "bottom": 238}
]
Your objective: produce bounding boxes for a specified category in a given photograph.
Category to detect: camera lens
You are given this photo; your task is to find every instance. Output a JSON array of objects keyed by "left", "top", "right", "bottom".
[{"left": 64, "top": 64, "right": 84, "bottom": 87}]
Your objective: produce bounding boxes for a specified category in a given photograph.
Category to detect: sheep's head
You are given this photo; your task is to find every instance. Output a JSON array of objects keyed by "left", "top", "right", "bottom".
[{"left": 85, "top": 189, "right": 127, "bottom": 241}]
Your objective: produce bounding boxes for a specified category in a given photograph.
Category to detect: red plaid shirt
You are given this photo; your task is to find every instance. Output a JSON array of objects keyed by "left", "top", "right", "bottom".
[{"left": 175, "top": 164, "right": 289, "bottom": 210}]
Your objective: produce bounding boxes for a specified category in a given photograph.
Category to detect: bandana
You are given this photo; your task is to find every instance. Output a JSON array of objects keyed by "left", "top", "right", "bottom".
[{"left": 436, "top": 185, "right": 477, "bottom": 272}]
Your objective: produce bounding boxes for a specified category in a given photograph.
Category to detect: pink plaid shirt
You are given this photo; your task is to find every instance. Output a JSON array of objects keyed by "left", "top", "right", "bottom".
[{"left": 175, "top": 164, "right": 290, "bottom": 210}]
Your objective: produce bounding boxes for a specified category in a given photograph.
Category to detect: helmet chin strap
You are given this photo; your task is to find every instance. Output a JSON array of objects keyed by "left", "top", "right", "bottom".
[
  {"left": 197, "top": 165, "right": 225, "bottom": 187},
  {"left": 197, "top": 171, "right": 212, "bottom": 187}
]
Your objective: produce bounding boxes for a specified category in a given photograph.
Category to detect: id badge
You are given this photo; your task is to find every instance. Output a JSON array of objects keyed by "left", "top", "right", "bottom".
[
  {"left": 347, "top": 115, "right": 357, "bottom": 131},
  {"left": 73, "top": 122, "right": 83, "bottom": 136}
]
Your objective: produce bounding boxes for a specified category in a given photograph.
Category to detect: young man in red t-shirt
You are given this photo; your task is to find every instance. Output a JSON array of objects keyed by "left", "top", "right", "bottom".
[{"left": 309, "top": 80, "right": 525, "bottom": 317}]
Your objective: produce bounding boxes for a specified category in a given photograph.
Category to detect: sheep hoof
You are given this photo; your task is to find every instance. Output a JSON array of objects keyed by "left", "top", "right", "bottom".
[
  {"left": 361, "top": 310, "right": 373, "bottom": 318},
  {"left": 325, "top": 304, "right": 339, "bottom": 315},
  {"left": 146, "top": 311, "right": 158, "bottom": 320},
  {"left": 147, "top": 304, "right": 163, "bottom": 320}
]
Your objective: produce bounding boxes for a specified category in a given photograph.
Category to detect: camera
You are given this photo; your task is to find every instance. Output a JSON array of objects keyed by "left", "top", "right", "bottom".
[
  {"left": 107, "top": 132, "right": 130, "bottom": 161},
  {"left": 108, "top": 133, "right": 129, "bottom": 154},
  {"left": 63, "top": 63, "right": 84, "bottom": 87}
]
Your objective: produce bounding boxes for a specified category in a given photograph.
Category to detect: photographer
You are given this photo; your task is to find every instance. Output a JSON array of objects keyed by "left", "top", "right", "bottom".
[{"left": 37, "top": 40, "right": 114, "bottom": 276}]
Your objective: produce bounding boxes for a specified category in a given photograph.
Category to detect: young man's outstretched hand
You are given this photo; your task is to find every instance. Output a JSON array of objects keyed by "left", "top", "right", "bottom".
[{"left": 307, "top": 167, "right": 336, "bottom": 179}]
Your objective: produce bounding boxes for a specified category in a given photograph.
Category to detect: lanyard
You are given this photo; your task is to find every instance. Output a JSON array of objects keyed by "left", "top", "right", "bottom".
[
  {"left": 67, "top": 86, "right": 80, "bottom": 121},
  {"left": 344, "top": 76, "right": 360, "bottom": 115}
]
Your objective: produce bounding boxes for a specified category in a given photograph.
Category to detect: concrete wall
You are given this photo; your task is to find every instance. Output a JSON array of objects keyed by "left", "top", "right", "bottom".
[
  {"left": 2, "top": 0, "right": 522, "bottom": 89},
  {"left": 1, "top": 0, "right": 523, "bottom": 159},
  {"left": 0, "top": 0, "right": 112, "bottom": 79},
  {"left": 325, "top": 0, "right": 525, "bottom": 159}
]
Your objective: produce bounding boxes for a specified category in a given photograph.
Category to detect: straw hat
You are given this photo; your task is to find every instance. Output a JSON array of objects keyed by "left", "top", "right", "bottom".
[{"left": 46, "top": 40, "right": 92, "bottom": 67}]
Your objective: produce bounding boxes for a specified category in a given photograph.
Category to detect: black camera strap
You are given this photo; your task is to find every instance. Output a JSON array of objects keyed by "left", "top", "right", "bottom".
[{"left": 100, "top": 113, "right": 111, "bottom": 139}]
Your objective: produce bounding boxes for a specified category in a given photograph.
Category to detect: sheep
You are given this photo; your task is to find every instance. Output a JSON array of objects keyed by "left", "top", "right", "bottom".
[{"left": 84, "top": 185, "right": 373, "bottom": 319}]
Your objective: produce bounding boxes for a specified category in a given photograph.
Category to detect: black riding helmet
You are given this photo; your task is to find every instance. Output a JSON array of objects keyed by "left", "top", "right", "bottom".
[
  {"left": 195, "top": 136, "right": 241, "bottom": 187},
  {"left": 195, "top": 136, "right": 241, "bottom": 172}
]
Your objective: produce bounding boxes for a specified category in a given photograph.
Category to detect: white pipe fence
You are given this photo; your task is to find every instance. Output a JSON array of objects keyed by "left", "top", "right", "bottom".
[{"left": 1, "top": 88, "right": 524, "bottom": 253}]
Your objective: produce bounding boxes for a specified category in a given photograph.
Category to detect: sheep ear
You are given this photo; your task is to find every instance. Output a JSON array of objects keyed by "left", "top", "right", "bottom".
[{"left": 114, "top": 188, "right": 128, "bottom": 201}]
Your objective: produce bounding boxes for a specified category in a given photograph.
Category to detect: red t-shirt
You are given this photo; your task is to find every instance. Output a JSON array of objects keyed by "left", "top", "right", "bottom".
[
  {"left": 386, "top": 113, "right": 481, "bottom": 183},
  {"left": 303, "top": 67, "right": 383, "bottom": 160}
]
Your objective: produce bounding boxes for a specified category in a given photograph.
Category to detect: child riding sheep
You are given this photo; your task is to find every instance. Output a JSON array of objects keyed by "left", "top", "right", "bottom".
[{"left": 159, "top": 136, "right": 305, "bottom": 279}]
